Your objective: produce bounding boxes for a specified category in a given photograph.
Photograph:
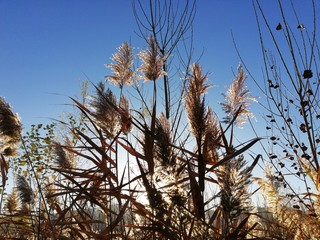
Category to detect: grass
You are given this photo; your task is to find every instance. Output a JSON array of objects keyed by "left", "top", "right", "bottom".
[{"left": 0, "top": 0, "right": 319, "bottom": 239}]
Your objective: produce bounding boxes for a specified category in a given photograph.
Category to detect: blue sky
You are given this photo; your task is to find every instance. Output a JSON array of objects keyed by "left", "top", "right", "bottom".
[{"left": 0, "top": 0, "right": 318, "bottom": 130}]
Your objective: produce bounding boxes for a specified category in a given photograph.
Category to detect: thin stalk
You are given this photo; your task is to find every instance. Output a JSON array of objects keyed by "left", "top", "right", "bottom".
[{"left": 20, "top": 135, "right": 54, "bottom": 235}]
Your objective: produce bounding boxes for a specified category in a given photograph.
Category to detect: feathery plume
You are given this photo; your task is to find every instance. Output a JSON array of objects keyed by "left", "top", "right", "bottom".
[
  {"left": 203, "top": 108, "right": 220, "bottom": 165},
  {"left": 0, "top": 97, "right": 22, "bottom": 156},
  {"left": 5, "top": 189, "right": 20, "bottom": 213},
  {"left": 16, "top": 175, "right": 34, "bottom": 204},
  {"left": 185, "top": 63, "right": 212, "bottom": 192},
  {"left": 254, "top": 165, "right": 282, "bottom": 213},
  {"left": 253, "top": 166, "right": 320, "bottom": 239},
  {"left": 155, "top": 112, "right": 173, "bottom": 166},
  {"left": 221, "top": 65, "right": 256, "bottom": 128},
  {"left": 53, "top": 138, "right": 75, "bottom": 169},
  {"left": 138, "top": 36, "right": 166, "bottom": 81},
  {"left": 106, "top": 41, "right": 135, "bottom": 87},
  {"left": 44, "top": 182, "right": 58, "bottom": 209},
  {"left": 90, "top": 82, "right": 119, "bottom": 137},
  {"left": 217, "top": 155, "right": 253, "bottom": 224},
  {"left": 185, "top": 63, "right": 211, "bottom": 138},
  {"left": 119, "top": 95, "right": 132, "bottom": 135}
]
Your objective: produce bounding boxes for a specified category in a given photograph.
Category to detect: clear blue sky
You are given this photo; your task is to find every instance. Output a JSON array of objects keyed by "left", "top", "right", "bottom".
[{"left": 0, "top": 0, "right": 318, "bottom": 130}]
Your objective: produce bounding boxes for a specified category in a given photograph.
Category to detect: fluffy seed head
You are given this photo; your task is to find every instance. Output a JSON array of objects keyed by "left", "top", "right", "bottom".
[
  {"left": 106, "top": 41, "right": 135, "bottom": 87},
  {"left": 5, "top": 189, "right": 20, "bottom": 213},
  {"left": 155, "top": 113, "right": 173, "bottom": 166},
  {"left": 53, "top": 138, "right": 75, "bottom": 169},
  {"left": 221, "top": 65, "right": 256, "bottom": 128},
  {"left": 203, "top": 108, "right": 220, "bottom": 164},
  {"left": 90, "top": 82, "right": 119, "bottom": 137},
  {"left": 217, "top": 155, "right": 253, "bottom": 221},
  {"left": 0, "top": 97, "right": 22, "bottom": 156},
  {"left": 139, "top": 36, "right": 166, "bottom": 81},
  {"left": 185, "top": 63, "right": 211, "bottom": 138},
  {"left": 119, "top": 95, "right": 132, "bottom": 135},
  {"left": 16, "top": 175, "right": 34, "bottom": 204}
]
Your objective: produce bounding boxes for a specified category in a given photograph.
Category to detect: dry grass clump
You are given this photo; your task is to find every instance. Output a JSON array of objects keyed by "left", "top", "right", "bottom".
[
  {"left": 251, "top": 167, "right": 320, "bottom": 239},
  {"left": 0, "top": 57, "right": 306, "bottom": 239},
  {"left": 0, "top": 48, "right": 284, "bottom": 240}
]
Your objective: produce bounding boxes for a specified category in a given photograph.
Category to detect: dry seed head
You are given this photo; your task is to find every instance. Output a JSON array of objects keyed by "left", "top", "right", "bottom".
[
  {"left": 217, "top": 155, "right": 253, "bottom": 221},
  {"left": 53, "top": 138, "right": 75, "bottom": 169},
  {"left": 138, "top": 36, "right": 166, "bottom": 81},
  {"left": 119, "top": 95, "right": 132, "bottom": 134},
  {"left": 90, "top": 82, "right": 120, "bottom": 137},
  {"left": 185, "top": 63, "right": 211, "bottom": 138},
  {"left": 253, "top": 165, "right": 282, "bottom": 213},
  {"left": 203, "top": 108, "right": 220, "bottom": 164},
  {"left": 221, "top": 65, "right": 256, "bottom": 128},
  {"left": 5, "top": 189, "right": 20, "bottom": 213},
  {"left": 155, "top": 113, "right": 173, "bottom": 166},
  {"left": 106, "top": 41, "right": 135, "bottom": 87},
  {"left": 2, "top": 146, "right": 18, "bottom": 156},
  {"left": 188, "top": 63, "right": 211, "bottom": 95},
  {"left": 44, "top": 182, "right": 58, "bottom": 208},
  {"left": 16, "top": 175, "right": 34, "bottom": 204},
  {"left": 0, "top": 97, "right": 22, "bottom": 156}
]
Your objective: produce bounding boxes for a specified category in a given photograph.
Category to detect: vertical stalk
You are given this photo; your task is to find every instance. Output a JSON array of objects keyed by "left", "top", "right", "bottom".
[
  {"left": 20, "top": 136, "right": 54, "bottom": 235},
  {"left": 163, "top": 60, "right": 170, "bottom": 119}
]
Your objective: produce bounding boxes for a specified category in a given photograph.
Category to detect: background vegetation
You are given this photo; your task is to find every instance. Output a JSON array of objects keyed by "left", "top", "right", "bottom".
[{"left": 0, "top": 0, "right": 319, "bottom": 239}]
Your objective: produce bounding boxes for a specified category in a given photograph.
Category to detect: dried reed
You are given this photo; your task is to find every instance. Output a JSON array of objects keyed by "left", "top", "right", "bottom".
[
  {"left": 106, "top": 41, "right": 135, "bottom": 88},
  {"left": 0, "top": 97, "right": 22, "bottom": 156}
]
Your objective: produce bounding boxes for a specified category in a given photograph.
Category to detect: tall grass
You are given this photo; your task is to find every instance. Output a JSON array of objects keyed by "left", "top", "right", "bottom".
[
  {"left": 0, "top": 49, "right": 260, "bottom": 239},
  {"left": 0, "top": 0, "right": 319, "bottom": 239}
]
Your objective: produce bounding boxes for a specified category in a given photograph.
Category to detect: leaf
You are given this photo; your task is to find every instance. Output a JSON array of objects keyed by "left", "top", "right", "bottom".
[
  {"left": 229, "top": 215, "right": 250, "bottom": 238},
  {"left": 0, "top": 154, "right": 8, "bottom": 187},
  {"left": 188, "top": 162, "right": 204, "bottom": 219},
  {"left": 117, "top": 139, "right": 145, "bottom": 160},
  {"left": 100, "top": 194, "right": 132, "bottom": 235},
  {"left": 70, "top": 97, "right": 92, "bottom": 114},
  {"left": 276, "top": 23, "right": 282, "bottom": 30},
  {"left": 316, "top": 169, "right": 320, "bottom": 191},
  {"left": 188, "top": 218, "right": 195, "bottom": 238},
  {"left": 20, "top": 161, "right": 27, "bottom": 166},
  {"left": 298, "top": 158, "right": 314, "bottom": 185},
  {"left": 207, "top": 138, "right": 261, "bottom": 172},
  {"left": 209, "top": 208, "right": 220, "bottom": 226},
  {"left": 247, "top": 154, "right": 261, "bottom": 173},
  {"left": 198, "top": 152, "right": 205, "bottom": 192}
]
